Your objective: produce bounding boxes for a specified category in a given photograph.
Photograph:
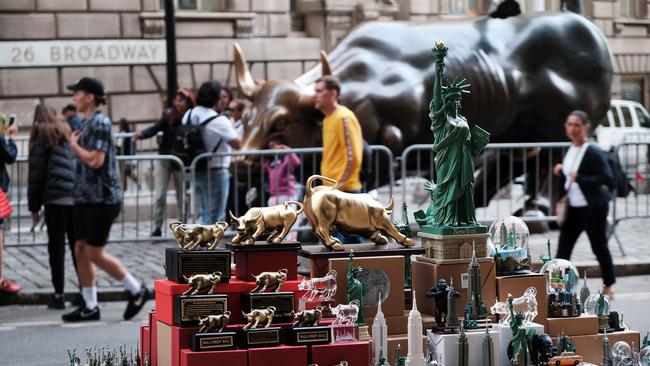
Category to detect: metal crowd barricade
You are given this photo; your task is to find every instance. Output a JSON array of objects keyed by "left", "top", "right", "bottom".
[
  {"left": 187, "top": 145, "right": 395, "bottom": 225},
  {"left": 3, "top": 154, "right": 185, "bottom": 247},
  {"left": 399, "top": 142, "right": 572, "bottom": 225}
]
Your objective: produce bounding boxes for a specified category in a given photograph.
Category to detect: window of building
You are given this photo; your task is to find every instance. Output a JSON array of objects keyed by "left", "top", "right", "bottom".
[
  {"left": 622, "top": 77, "right": 644, "bottom": 105},
  {"left": 620, "top": 0, "right": 647, "bottom": 18},
  {"left": 159, "top": 0, "right": 222, "bottom": 11}
]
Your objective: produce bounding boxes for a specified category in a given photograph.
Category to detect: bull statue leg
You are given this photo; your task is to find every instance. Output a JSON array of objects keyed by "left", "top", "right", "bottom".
[
  {"left": 314, "top": 224, "right": 344, "bottom": 251},
  {"left": 271, "top": 217, "right": 297, "bottom": 244},
  {"left": 369, "top": 231, "right": 389, "bottom": 245},
  {"left": 376, "top": 219, "right": 414, "bottom": 247},
  {"left": 265, "top": 314, "right": 274, "bottom": 328},
  {"left": 266, "top": 229, "right": 281, "bottom": 244},
  {"left": 245, "top": 223, "right": 266, "bottom": 245}
]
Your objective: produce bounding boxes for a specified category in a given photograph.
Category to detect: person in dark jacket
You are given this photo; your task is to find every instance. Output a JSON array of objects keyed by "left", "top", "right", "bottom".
[
  {"left": 0, "top": 112, "right": 19, "bottom": 295},
  {"left": 553, "top": 110, "right": 616, "bottom": 297},
  {"left": 28, "top": 104, "right": 80, "bottom": 309},
  {"left": 135, "top": 88, "right": 195, "bottom": 236}
]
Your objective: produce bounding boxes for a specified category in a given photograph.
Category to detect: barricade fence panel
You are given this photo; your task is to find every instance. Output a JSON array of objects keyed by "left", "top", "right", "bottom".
[{"left": 4, "top": 140, "right": 649, "bottom": 247}]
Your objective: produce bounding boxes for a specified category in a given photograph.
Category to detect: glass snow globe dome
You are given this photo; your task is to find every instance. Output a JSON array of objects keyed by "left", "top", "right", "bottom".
[
  {"left": 489, "top": 216, "right": 530, "bottom": 261},
  {"left": 612, "top": 341, "right": 632, "bottom": 360},
  {"left": 583, "top": 293, "right": 611, "bottom": 316},
  {"left": 540, "top": 258, "right": 579, "bottom": 295}
]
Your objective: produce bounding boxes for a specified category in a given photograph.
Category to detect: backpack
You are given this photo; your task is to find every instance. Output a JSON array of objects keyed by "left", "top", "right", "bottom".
[
  {"left": 605, "top": 150, "right": 633, "bottom": 198},
  {"left": 359, "top": 139, "right": 373, "bottom": 188},
  {"left": 170, "top": 108, "right": 218, "bottom": 167}
]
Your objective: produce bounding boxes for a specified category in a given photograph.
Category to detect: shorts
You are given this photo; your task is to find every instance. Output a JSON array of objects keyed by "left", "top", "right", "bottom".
[{"left": 73, "top": 203, "right": 121, "bottom": 246}]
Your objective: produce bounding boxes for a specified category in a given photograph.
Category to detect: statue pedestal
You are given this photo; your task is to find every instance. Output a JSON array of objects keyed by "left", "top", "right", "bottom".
[
  {"left": 491, "top": 322, "right": 544, "bottom": 366},
  {"left": 417, "top": 231, "right": 489, "bottom": 261},
  {"left": 226, "top": 242, "right": 301, "bottom": 281},
  {"left": 427, "top": 328, "right": 500, "bottom": 366}
]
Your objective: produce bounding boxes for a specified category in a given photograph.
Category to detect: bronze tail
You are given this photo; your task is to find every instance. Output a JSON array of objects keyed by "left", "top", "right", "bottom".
[
  {"left": 285, "top": 201, "right": 304, "bottom": 215},
  {"left": 304, "top": 175, "right": 338, "bottom": 197}
]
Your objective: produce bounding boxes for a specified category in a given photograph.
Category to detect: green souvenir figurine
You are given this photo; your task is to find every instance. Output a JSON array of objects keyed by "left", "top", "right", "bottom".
[
  {"left": 395, "top": 344, "right": 406, "bottom": 366},
  {"left": 508, "top": 295, "right": 535, "bottom": 365},
  {"left": 347, "top": 250, "right": 368, "bottom": 325},
  {"left": 394, "top": 202, "right": 413, "bottom": 289},
  {"left": 414, "top": 40, "right": 490, "bottom": 233}
]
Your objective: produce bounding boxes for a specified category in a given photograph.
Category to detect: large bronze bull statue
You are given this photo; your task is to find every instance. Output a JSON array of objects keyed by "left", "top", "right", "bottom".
[{"left": 233, "top": 12, "right": 612, "bottom": 203}]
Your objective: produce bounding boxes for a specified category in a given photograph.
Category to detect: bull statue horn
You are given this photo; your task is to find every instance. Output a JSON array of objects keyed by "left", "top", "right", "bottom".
[
  {"left": 228, "top": 210, "right": 238, "bottom": 223},
  {"left": 320, "top": 50, "right": 332, "bottom": 76},
  {"left": 299, "top": 94, "right": 314, "bottom": 110},
  {"left": 233, "top": 42, "right": 260, "bottom": 100}
]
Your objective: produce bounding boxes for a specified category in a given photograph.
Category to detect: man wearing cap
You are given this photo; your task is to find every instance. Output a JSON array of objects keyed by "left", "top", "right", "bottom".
[{"left": 63, "top": 77, "right": 150, "bottom": 322}]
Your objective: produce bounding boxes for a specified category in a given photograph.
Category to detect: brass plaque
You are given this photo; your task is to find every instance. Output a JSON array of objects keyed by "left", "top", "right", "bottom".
[
  {"left": 179, "top": 296, "right": 228, "bottom": 323},
  {"left": 199, "top": 335, "right": 235, "bottom": 349},
  {"left": 178, "top": 252, "right": 230, "bottom": 277},
  {"left": 247, "top": 329, "right": 280, "bottom": 345},
  {"left": 297, "top": 330, "right": 330, "bottom": 343}
]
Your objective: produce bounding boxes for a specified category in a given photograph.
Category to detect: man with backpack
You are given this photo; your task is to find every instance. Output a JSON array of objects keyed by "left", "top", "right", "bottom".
[{"left": 180, "top": 81, "right": 241, "bottom": 224}]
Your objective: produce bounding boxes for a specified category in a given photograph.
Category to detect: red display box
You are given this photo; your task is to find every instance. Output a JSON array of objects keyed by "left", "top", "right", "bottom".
[
  {"left": 180, "top": 349, "right": 247, "bottom": 366},
  {"left": 154, "top": 279, "right": 306, "bottom": 326},
  {"left": 156, "top": 320, "right": 199, "bottom": 366},
  {"left": 150, "top": 311, "right": 158, "bottom": 366},
  {"left": 140, "top": 325, "right": 150, "bottom": 366},
  {"left": 227, "top": 242, "right": 300, "bottom": 281},
  {"left": 311, "top": 341, "right": 371, "bottom": 366},
  {"left": 248, "top": 345, "right": 308, "bottom": 366}
]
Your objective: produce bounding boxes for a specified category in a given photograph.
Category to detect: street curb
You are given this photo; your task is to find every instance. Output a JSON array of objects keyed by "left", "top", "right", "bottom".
[{"left": 2, "top": 263, "right": 649, "bottom": 306}]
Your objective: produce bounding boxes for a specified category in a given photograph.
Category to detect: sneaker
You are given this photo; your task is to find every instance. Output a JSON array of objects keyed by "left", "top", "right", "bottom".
[
  {"left": 71, "top": 293, "right": 84, "bottom": 307},
  {"left": 62, "top": 305, "right": 100, "bottom": 322},
  {"left": 150, "top": 228, "right": 162, "bottom": 237},
  {"left": 0, "top": 277, "right": 21, "bottom": 294},
  {"left": 123, "top": 286, "right": 151, "bottom": 320},
  {"left": 47, "top": 294, "right": 65, "bottom": 310}
]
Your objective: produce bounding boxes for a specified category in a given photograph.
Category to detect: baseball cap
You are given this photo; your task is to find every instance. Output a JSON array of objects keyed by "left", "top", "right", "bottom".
[{"left": 66, "top": 77, "right": 105, "bottom": 96}]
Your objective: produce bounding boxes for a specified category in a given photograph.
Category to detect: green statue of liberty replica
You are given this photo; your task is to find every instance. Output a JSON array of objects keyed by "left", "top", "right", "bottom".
[
  {"left": 347, "top": 250, "right": 368, "bottom": 325},
  {"left": 414, "top": 40, "right": 490, "bottom": 236}
]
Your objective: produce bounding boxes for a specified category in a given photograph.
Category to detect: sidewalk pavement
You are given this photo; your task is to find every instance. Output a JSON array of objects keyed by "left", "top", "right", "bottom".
[{"left": 1, "top": 218, "right": 648, "bottom": 306}]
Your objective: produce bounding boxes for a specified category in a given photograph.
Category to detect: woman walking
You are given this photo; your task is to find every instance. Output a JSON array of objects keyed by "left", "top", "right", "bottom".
[
  {"left": 553, "top": 110, "right": 616, "bottom": 297},
  {"left": 28, "top": 104, "right": 80, "bottom": 309}
]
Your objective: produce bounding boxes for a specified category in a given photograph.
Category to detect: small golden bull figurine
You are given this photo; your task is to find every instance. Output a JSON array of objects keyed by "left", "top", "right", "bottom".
[
  {"left": 251, "top": 269, "right": 288, "bottom": 292},
  {"left": 182, "top": 272, "right": 223, "bottom": 296},
  {"left": 229, "top": 201, "right": 303, "bottom": 245},
  {"left": 169, "top": 221, "right": 229, "bottom": 250},
  {"left": 198, "top": 311, "right": 231, "bottom": 333},
  {"left": 242, "top": 306, "right": 276, "bottom": 329},
  {"left": 292, "top": 307, "right": 323, "bottom": 327},
  {"left": 303, "top": 175, "right": 414, "bottom": 251}
]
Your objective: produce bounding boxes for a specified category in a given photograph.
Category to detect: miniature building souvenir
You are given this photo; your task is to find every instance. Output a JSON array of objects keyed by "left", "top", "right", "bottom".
[
  {"left": 602, "top": 329, "right": 612, "bottom": 366},
  {"left": 229, "top": 201, "right": 303, "bottom": 244},
  {"left": 405, "top": 294, "right": 426, "bottom": 366},
  {"left": 456, "top": 323, "right": 469, "bottom": 366},
  {"left": 540, "top": 258, "right": 580, "bottom": 317},
  {"left": 446, "top": 278, "right": 461, "bottom": 329},
  {"left": 489, "top": 287, "right": 538, "bottom": 324},
  {"left": 169, "top": 221, "right": 229, "bottom": 250},
  {"left": 489, "top": 216, "right": 532, "bottom": 275},
  {"left": 372, "top": 293, "right": 388, "bottom": 366},
  {"left": 579, "top": 270, "right": 590, "bottom": 314},
  {"left": 302, "top": 174, "right": 413, "bottom": 251},
  {"left": 482, "top": 327, "right": 494, "bottom": 366},
  {"left": 464, "top": 243, "right": 487, "bottom": 323}
]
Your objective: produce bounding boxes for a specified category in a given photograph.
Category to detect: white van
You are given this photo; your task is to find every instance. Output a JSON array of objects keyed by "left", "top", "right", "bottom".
[{"left": 596, "top": 99, "right": 650, "bottom": 151}]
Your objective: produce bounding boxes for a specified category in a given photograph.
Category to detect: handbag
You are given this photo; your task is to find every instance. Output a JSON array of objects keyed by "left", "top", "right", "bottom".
[
  {"left": 555, "top": 143, "right": 589, "bottom": 227},
  {"left": 0, "top": 189, "right": 13, "bottom": 220}
]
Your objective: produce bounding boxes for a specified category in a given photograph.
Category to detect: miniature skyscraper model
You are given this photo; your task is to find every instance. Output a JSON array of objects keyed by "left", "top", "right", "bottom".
[
  {"left": 405, "top": 293, "right": 426, "bottom": 366},
  {"left": 579, "top": 270, "right": 590, "bottom": 314},
  {"left": 456, "top": 323, "right": 469, "bottom": 366},
  {"left": 602, "top": 329, "right": 612, "bottom": 366},
  {"left": 465, "top": 243, "right": 486, "bottom": 320},
  {"left": 482, "top": 327, "right": 493, "bottom": 366},
  {"left": 373, "top": 293, "right": 388, "bottom": 366}
]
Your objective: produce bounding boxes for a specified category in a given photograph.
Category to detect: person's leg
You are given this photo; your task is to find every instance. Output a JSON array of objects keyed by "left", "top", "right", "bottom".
[
  {"left": 210, "top": 169, "right": 230, "bottom": 222},
  {"left": 0, "top": 222, "right": 21, "bottom": 293},
  {"left": 172, "top": 166, "right": 184, "bottom": 222},
  {"left": 152, "top": 160, "right": 170, "bottom": 233},
  {"left": 44, "top": 205, "right": 66, "bottom": 296},
  {"left": 583, "top": 205, "right": 616, "bottom": 289},
  {"left": 194, "top": 170, "right": 209, "bottom": 224},
  {"left": 555, "top": 206, "right": 584, "bottom": 260}
]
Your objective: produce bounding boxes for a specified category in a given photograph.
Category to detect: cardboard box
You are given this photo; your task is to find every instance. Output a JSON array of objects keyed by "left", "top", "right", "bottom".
[
  {"left": 562, "top": 330, "right": 641, "bottom": 364},
  {"left": 546, "top": 315, "right": 599, "bottom": 337},
  {"left": 369, "top": 311, "right": 409, "bottom": 336},
  {"left": 495, "top": 273, "right": 548, "bottom": 325},
  {"left": 311, "top": 341, "right": 371, "bottom": 366},
  {"left": 180, "top": 349, "right": 247, "bottom": 366},
  {"left": 412, "top": 258, "right": 497, "bottom": 318},
  {"left": 156, "top": 320, "right": 199, "bottom": 366},
  {"left": 329, "top": 255, "right": 404, "bottom": 318},
  {"left": 428, "top": 328, "right": 502, "bottom": 366},
  {"left": 248, "top": 345, "right": 307, "bottom": 366}
]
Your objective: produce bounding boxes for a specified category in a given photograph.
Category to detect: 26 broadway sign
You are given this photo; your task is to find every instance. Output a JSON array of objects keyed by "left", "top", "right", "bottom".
[{"left": 0, "top": 40, "right": 166, "bottom": 67}]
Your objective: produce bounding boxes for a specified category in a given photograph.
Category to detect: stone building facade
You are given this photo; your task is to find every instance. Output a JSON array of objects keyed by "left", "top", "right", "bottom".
[{"left": 0, "top": 0, "right": 648, "bottom": 134}]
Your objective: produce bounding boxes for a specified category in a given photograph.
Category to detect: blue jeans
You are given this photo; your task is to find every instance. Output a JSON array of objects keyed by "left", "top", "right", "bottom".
[
  {"left": 195, "top": 168, "right": 230, "bottom": 224},
  {"left": 332, "top": 188, "right": 364, "bottom": 244}
]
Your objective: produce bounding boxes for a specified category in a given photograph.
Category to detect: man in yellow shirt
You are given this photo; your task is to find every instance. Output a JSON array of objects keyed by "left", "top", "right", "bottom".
[{"left": 314, "top": 76, "right": 364, "bottom": 192}]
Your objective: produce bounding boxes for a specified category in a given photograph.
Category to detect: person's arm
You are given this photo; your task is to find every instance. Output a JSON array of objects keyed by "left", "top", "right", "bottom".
[
  {"left": 576, "top": 148, "right": 615, "bottom": 190},
  {"left": 287, "top": 151, "right": 301, "bottom": 169},
  {"left": 336, "top": 117, "right": 355, "bottom": 188},
  {"left": 27, "top": 140, "right": 47, "bottom": 213},
  {"left": 0, "top": 124, "right": 18, "bottom": 164},
  {"left": 137, "top": 113, "right": 166, "bottom": 140},
  {"left": 69, "top": 121, "right": 110, "bottom": 170},
  {"left": 212, "top": 116, "right": 242, "bottom": 149}
]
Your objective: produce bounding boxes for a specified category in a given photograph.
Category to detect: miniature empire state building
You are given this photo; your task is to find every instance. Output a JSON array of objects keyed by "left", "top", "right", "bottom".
[
  {"left": 373, "top": 293, "right": 389, "bottom": 366},
  {"left": 405, "top": 293, "right": 426, "bottom": 366},
  {"left": 465, "top": 243, "right": 486, "bottom": 320}
]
